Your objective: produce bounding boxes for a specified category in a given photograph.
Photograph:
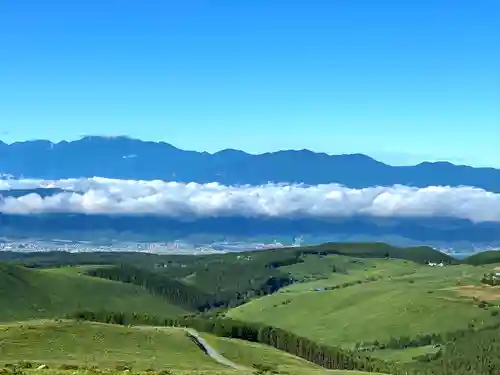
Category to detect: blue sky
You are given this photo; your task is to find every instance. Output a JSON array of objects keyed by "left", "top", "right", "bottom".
[{"left": 1, "top": 0, "right": 499, "bottom": 167}]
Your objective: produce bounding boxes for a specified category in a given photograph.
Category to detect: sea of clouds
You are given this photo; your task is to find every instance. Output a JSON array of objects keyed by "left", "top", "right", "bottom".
[{"left": 0, "top": 177, "right": 498, "bottom": 223}]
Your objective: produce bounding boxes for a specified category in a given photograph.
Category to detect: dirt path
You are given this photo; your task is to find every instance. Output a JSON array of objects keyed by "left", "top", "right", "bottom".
[{"left": 184, "top": 328, "right": 248, "bottom": 370}]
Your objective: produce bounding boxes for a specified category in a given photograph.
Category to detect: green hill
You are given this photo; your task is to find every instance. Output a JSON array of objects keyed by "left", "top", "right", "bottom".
[
  {"left": 278, "top": 255, "right": 419, "bottom": 290},
  {"left": 200, "top": 333, "right": 388, "bottom": 375},
  {"left": 84, "top": 264, "right": 217, "bottom": 310},
  {"left": 227, "top": 257, "right": 500, "bottom": 349},
  {"left": 0, "top": 263, "right": 186, "bottom": 322},
  {"left": 0, "top": 320, "right": 217, "bottom": 371},
  {"left": 404, "top": 324, "right": 500, "bottom": 375},
  {"left": 0, "top": 243, "right": 454, "bottom": 316},
  {"left": 0, "top": 320, "right": 378, "bottom": 375},
  {"left": 298, "top": 242, "right": 455, "bottom": 264},
  {"left": 464, "top": 250, "right": 500, "bottom": 265},
  {"left": 2, "top": 244, "right": 491, "bottom": 375}
]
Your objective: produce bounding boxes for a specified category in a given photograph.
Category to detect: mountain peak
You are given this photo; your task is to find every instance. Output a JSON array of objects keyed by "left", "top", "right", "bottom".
[
  {"left": 78, "top": 135, "right": 139, "bottom": 143},
  {"left": 214, "top": 148, "right": 249, "bottom": 156}
]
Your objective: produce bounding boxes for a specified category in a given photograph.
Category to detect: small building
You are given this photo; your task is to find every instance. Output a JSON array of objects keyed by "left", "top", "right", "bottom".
[{"left": 427, "top": 261, "right": 444, "bottom": 267}]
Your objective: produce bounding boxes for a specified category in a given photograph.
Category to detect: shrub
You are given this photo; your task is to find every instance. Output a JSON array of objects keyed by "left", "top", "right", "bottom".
[
  {"left": 115, "top": 363, "right": 133, "bottom": 371},
  {"left": 15, "top": 362, "right": 32, "bottom": 370},
  {"left": 59, "top": 364, "right": 80, "bottom": 370}
]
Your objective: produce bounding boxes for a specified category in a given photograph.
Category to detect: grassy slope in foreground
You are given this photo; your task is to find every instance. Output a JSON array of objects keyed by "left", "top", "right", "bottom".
[
  {"left": 200, "top": 333, "right": 388, "bottom": 375},
  {"left": 0, "top": 263, "right": 186, "bottom": 322},
  {"left": 227, "top": 256, "right": 500, "bottom": 349},
  {"left": 0, "top": 320, "right": 219, "bottom": 371},
  {"left": 0, "top": 320, "right": 380, "bottom": 375}
]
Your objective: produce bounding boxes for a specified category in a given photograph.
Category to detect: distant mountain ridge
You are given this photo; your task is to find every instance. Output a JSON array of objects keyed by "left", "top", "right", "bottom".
[
  {"left": 1, "top": 136, "right": 499, "bottom": 191},
  {"left": 0, "top": 213, "right": 498, "bottom": 245}
]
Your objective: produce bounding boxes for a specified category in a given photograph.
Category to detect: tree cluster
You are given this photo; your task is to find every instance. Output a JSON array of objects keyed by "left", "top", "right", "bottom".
[
  {"left": 86, "top": 263, "right": 295, "bottom": 311},
  {"left": 404, "top": 327, "right": 500, "bottom": 375}
]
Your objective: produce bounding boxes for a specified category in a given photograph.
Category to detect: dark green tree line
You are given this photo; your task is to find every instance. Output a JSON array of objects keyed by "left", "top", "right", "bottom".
[{"left": 70, "top": 310, "right": 399, "bottom": 374}]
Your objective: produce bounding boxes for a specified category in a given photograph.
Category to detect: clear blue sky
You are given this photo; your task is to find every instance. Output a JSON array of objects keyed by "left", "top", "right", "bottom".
[{"left": 1, "top": 0, "right": 499, "bottom": 167}]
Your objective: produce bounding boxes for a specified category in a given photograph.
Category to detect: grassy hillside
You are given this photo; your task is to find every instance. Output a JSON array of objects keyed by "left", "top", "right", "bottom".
[
  {"left": 464, "top": 249, "right": 500, "bottom": 265},
  {"left": 200, "top": 333, "right": 388, "bottom": 375},
  {"left": 0, "top": 320, "right": 380, "bottom": 375},
  {"left": 227, "top": 257, "right": 500, "bottom": 349},
  {"left": 279, "top": 256, "right": 418, "bottom": 291},
  {"left": 0, "top": 320, "right": 221, "bottom": 371},
  {"left": 370, "top": 345, "right": 440, "bottom": 364},
  {"left": 84, "top": 264, "right": 217, "bottom": 310},
  {"left": 0, "top": 263, "right": 186, "bottom": 322},
  {"left": 405, "top": 324, "right": 500, "bottom": 375},
  {"left": 2, "top": 243, "right": 486, "bottom": 375},
  {"left": 299, "top": 242, "right": 455, "bottom": 264},
  {"left": 2, "top": 242, "right": 453, "bottom": 314},
  {"left": 78, "top": 246, "right": 446, "bottom": 313}
]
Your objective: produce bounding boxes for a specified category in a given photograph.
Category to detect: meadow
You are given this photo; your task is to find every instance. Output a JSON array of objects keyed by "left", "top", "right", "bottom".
[
  {"left": 227, "top": 256, "right": 500, "bottom": 349},
  {"left": 0, "top": 320, "right": 377, "bottom": 375},
  {"left": 0, "top": 320, "right": 218, "bottom": 371},
  {"left": 3, "top": 242, "right": 500, "bottom": 375}
]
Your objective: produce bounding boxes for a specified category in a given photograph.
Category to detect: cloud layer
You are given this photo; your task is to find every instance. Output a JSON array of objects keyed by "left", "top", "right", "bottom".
[{"left": 0, "top": 178, "right": 498, "bottom": 223}]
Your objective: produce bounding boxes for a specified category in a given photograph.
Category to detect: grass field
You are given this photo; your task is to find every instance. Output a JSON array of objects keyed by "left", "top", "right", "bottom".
[
  {"left": 0, "top": 320, "right": 222, "bottom": 371},
  {"left": 3, "top": 368, "right": 384, "bottom": 375},
  {"left": 0, "top": 263, "right": 186, "bottom": 322},
  {"left": 370, "top": 345, "right": 440, "bottom": 363},
  {"left": 0, "top": 320, "right": 381, "bottom": 375},
  {"left": 227, "top": 257, "right": 500, "bottom": 348},
  {"left": 280, "top": 256, "right": 419, "bottom": 292},
  {"left": 200, "top": 334, "right": 388, "bottom": 375},
  {"left": 201, "top": 333, "right": 323, "bottom": 372},
  {"left": 41, "top": 264, "right": 113, "bottom": 275},
  {"left": 5, "top": 246, "right": 500, "bottom": 375}
]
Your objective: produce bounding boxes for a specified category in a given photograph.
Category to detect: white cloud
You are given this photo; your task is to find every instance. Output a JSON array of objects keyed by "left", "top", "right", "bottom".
[{"left": 0, "top": 178, "right": 498, "bottom": 223}]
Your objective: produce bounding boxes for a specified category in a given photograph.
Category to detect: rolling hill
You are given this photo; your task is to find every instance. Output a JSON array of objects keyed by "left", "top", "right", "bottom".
[
  {"left": 0, "top": 320, "right": 376, "bottom": 375},
  {"left": 0, "top": 263, "right": 186, "bottom": 322},
  {"left": 226, "top": 255, "right": 500, "bottom": 349},
  {"left": 3, "top": 243, "right": 500, "bottom": 374},
  {"left": 1, "top": 242, "right": 452, "bottom": 312},
  {"left": 200, "top": 333, "right": 388, "bottom": 375},
  {"left": 0, "top": 320, "right": 218, "bottom": 371},
  {"left": 463, "top": 249, "right": 500, "bottom": 265}
]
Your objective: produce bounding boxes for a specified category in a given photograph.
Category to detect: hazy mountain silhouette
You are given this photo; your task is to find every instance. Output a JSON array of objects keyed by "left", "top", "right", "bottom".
[
  {"left": 0, "top": 213, "right": 497, "bottom": 245},
  {"left": 0, "top": 136, "right": 498, "bottom": 191}
]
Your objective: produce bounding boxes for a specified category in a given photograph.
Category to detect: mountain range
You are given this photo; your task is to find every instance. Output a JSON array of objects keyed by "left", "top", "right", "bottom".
[
  {"left": 0, "top": 136, "right": 498, "bottom": 248},
  {"left": 0, "top": 136, "right": 499, "bottom": 190},
  {"left": 0, "top": 213, "right": 498, "bottom": 248}
]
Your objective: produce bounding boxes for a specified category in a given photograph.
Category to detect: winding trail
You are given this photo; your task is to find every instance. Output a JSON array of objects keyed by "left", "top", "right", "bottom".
[{"left": 184, "top": 328, "right": 248, "bottom": 370}]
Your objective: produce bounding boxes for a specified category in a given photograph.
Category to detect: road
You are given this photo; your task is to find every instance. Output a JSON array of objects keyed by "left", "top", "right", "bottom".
[{"left": 184, "top": 328, "right": 248, "bottom": 370}]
